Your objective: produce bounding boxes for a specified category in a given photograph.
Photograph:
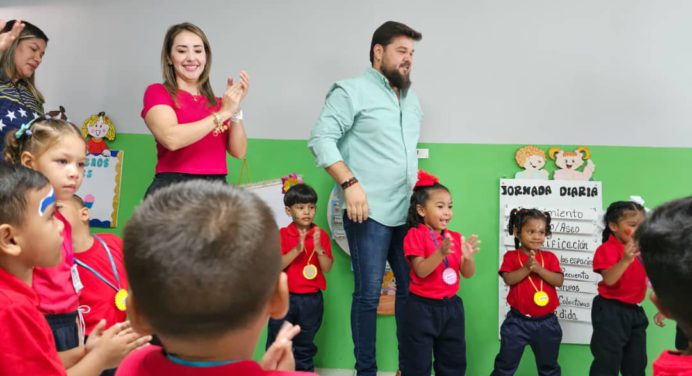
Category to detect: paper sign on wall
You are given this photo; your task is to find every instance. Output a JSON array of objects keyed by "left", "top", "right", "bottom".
[
  {"left": 242, "top": 178, "right": 293, "bottom": 229},
  {"left": 498, "top": 178, "right": 602, "bottom": 344},
  {"left": 77, "top": 151, "right": 123, "bottom": 228}
]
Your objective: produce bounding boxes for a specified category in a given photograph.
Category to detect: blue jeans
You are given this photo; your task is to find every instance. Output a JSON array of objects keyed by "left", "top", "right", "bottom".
[{"left": 343, "top": 214, "right": 410, "bottom": 376}]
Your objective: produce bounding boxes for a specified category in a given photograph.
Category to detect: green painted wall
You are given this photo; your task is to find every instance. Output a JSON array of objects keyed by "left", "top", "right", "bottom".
[{"left": 106, "top": 134, "right": 692, "bottom": 375}]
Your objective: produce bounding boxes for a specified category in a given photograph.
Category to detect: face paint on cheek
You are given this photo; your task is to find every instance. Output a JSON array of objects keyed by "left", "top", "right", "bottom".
[{"left": 39, "top": 188, "right": 56, "bottom": 216}]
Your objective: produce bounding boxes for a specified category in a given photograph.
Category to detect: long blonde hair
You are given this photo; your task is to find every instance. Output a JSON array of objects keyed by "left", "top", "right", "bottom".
[
  {"left": 0, "top": 20, "right": 49, "bottom": 104},
  {"left": 160, "top": 23, "right": 216, "bottom": 107}
]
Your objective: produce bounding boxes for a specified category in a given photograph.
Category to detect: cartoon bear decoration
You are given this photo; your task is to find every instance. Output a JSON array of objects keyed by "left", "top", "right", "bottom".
[{"left": 549, "top": 146, "right": 595, "bottom": 181}]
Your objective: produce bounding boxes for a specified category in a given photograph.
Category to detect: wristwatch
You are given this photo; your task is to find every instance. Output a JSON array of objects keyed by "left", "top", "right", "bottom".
[{"left": 231, "top": 109, "right": 243, "bottom": 122}]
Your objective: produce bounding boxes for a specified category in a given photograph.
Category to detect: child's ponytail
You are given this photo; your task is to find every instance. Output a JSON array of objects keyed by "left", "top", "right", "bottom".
[
  {"left": 507, "top": 208, "right": 521, "bottom": 249},
  {"left": 601, "top": 201, "right": 646, "bottom": 243},
  {"left": 507, "top": 208, "right": 552, "bottom": 250},
  {"left": 3, "top": 131, "right": 23, "bottom": 164},
  {"left": 2, "top": 117, "right": 82, "bottom": 166},
  {"left": 406, "top": 187, "right": 428, "bottom": 228}
]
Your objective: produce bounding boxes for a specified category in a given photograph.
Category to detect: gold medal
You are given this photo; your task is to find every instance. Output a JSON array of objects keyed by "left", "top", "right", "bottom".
[
  {"left": 518, "top": 251, "right": 551, "bottom": 307},
  {"left": 115, "top": 289, "right": 128, "bottom": 311},
  {"left": 303, "top": 264, "right": 318, "bottom": 280},
  {"left": 534, "top": 291, "right": 549, "bottom": 307}
]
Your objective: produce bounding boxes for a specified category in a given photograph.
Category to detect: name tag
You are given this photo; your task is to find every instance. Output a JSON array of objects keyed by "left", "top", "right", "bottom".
[{"left": 71, "top": 264, "right": 84, "bottom": 293}]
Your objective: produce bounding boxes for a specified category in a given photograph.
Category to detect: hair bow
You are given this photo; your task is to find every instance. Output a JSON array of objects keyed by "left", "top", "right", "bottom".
[
  {"left": 14, "top": 118, "right": 38, "bottom": 139},
  {"left": 281, "top": 173, "right": 303, "bottom": 194},
  {"left": 414, "top": 170, "right": 439, "bottom": 189}
]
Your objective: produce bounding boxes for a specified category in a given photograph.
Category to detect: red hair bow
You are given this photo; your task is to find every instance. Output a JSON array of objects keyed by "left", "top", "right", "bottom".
[{"left": 415, "top": 170, "right": 439, "bottom": 189}]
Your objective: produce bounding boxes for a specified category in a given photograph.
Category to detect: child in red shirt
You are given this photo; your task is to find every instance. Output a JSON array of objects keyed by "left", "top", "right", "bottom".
[
  {"left": 266, "top": 183, "right": 333, "bottom": 372},
  {"left": 61, "top": 194, "right": 128, "bottom": 376},
  {"left": 637, "top": 196, "right": 692, "bottom": 376},
  {"left": 0, "top": 164, "right": 149, "bottom": 376},
  {"left": 399, "top": 171, "right": 480, "bottom": 376},
  {"left": 5, "top": 115, "right": 86, "bottom": 352},
  {"left": 590, "top": 201, "right": 647, "bottom": 375},
  {"left": 60, "top": 195, "right": 128, "bottom": 335},
  {"left": 116, "top": 180, "right": 317, "bottom": 375},
  {"left": 492, "top": 208, "right": 564, "bottom": 376}
]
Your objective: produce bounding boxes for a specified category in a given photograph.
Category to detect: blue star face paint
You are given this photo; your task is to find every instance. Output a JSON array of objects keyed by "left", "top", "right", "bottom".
[{"left": 39, "top": 188, "right": 56, "bottom": 216}]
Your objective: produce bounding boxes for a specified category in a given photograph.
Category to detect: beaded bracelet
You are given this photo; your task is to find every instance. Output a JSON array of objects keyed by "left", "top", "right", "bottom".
[{"left": 211, "top": 112, "right": 229, "bottom": 136}]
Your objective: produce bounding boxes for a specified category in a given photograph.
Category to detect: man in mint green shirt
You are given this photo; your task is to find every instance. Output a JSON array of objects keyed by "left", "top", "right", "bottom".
[{"left": 308, "top": 21, "right": 422, "bottom": 376}]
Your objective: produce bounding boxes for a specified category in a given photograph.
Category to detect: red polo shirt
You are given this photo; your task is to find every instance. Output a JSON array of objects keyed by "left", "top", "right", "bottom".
[
  {"left": 593, "top": 235, "right": 647, "bottom": 304},
  {"left": 499, "top": 249, "right": 562, "bottom": 317},
  {"left": 280, "top": 224, "right": 332, "bottom": 294},
  {"left": 116, "top": 345, "right": 318, "bottom": 375},
  {"left": 0, "top": 267, "right": 66, "bottom": 375},
  {"left": 404, "top": 224, "right": 463, "bottom": 299},
  {"left": 653, "top": 350, "right": 692, "bottom": 376},
  {"left": 75, "top": 233, "right": 128, "bottom": 335}
]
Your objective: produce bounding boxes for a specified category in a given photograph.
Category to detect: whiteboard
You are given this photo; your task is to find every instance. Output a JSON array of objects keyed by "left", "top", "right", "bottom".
[
  {"left": 242, "top": 179, "right": 291, "bottom": 229},
  {"left": 498, "top": 178, "right": 603, "bottom": 345},
  {"left": 76, "top": 150, "right": 123, "bottom": 228}
]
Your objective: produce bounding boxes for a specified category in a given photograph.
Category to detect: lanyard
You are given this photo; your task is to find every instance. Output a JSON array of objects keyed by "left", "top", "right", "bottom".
[
  {"left": 302, "top": 229, "right": 316, "bottom": 266},
  {"left": 74, "top": 235, "right": 120, "bottom": 292},
  {"left": 166, "top": 353, "right": 236, "bottom": 367},
  {"left": 517, "top": 251, "right": 544, "bottom": 293},
  {"left": 428, "top": 228, "right": 449, "bottom": 268}
]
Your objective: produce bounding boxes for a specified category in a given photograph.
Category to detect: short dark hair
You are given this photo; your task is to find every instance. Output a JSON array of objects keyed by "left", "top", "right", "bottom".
[
  {"left": 70, "top": 194, "right": 85, "bottom": 208},
  {"left": 636, "top": 196, "right": 692, "bottom": 334},
  {"left": 123, "top": 180, "right": 281, "bottom": 339},
  {"left": 370, "top": 21, "right": 422, "bottom": 64},
  {"left": 0, "top": 162, "right": 50, "bottom": 226},
  {"left": 284, "top": 183, "right": 317, "bottom": 207}
]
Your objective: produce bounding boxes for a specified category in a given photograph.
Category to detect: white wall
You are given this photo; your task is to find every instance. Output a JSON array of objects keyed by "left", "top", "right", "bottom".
[{"left": 4, "top": 0, "right": 692, "bottom": 147}]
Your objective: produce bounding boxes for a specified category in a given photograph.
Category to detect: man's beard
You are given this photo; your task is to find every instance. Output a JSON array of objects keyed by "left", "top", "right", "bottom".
[{"left": 381, "top": 64, "right": 411, "bottom": 90}]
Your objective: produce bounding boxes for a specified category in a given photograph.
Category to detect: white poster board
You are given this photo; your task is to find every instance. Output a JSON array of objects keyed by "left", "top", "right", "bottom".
[
  {"left": 498, "top": 179, "right": 602, "bottom": 344},
  {"left": 242, "top": 179, "right": 292, "bottom": 229},
  {"left": 76, "top": 151, "right": 123, "bottom": 228}
]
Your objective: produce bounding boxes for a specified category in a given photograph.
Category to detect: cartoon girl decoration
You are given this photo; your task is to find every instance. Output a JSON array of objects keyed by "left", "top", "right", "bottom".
[
  {"left": 377, "top": 270, "right": 396, "bottom": 315},
  {"left": 549, "top": 146, "right": 596, "bottom": 181},
  {"left": 82, "top": 111, "right": 116, "bottom": 156},
  {"left": 514, "top": 145, "right": 549, "bottom": 180}
]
